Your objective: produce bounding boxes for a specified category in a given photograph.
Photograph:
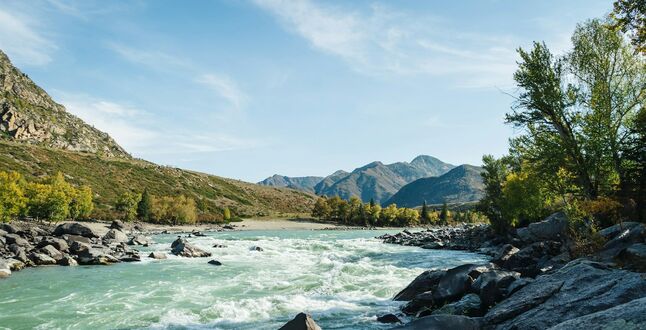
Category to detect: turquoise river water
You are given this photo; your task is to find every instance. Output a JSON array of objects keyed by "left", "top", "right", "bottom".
[{"left": 0, "top": 229, "right": 487, "bottom": 329}]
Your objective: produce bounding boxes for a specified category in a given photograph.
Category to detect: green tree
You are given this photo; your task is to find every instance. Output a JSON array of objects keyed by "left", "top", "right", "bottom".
[
  {"left": 312, "top": 197, "right": 331, "bottom": 220},
  {"left": 69, "top": 186, "right": 94, "bottom": 220},
  {"left": 0, "top": 171, "right": 27, "bottom": 222},
  {"left": 478, "top": 155, "right": 512, "bottom": 233},
  {"left": 439, "top": 202, "right": 449, "bottom": 225},
  {"left": 611, "top": 0, "right": 645, "bottom": 54},
  {"left": 137, "top": 189, "right": 152, "bottom": 221},
  {"left": 223, "top": 207, "right": 232, "bottom": 221},
  {"left": 115, "top": 192, "right": 141, "bottom": 221},
  {"left": 420, "top": 200, "right": 429, "bottom": 224}
]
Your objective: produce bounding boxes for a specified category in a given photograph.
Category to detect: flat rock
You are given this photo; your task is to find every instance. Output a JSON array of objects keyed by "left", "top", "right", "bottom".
[
  {"left": 431, "top": 293, "right": 483, "bottom": 317},
  {"left": 37, "top": 237, "right": 69, "bottom": 252},
  {"left": 392, "top": 315, "right": 482, "bottom": 330},
  {"left": 103, "top": 229, "right": 128, "bottom": 243},
  {"left": 39, "top": 244, "right": 64, "bottom": 261},
  {"left": 547, "top": 297, "right": 646, "bottom": 330},
  {"left": 53, "top": 223, "right": 99, "bottom": 238},
  {"left": 618, "top": 243, "right": 646, "bottom": 272},
  {"left": 208, "top": 260, "right": 222, "bottom": 266},
  {"left": 29, "top": 252, "right": 57, "bottom": 265},
  {"left": 278, "top": 312, "right": 321, "bottom": 330}
]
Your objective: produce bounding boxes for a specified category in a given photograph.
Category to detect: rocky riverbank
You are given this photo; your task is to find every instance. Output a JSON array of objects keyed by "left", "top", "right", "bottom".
[{"left": 373, "top": 213, "right": 646, "bottom": 329}]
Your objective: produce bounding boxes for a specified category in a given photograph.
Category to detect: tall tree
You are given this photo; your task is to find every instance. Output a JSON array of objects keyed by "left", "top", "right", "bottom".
[
  {"left": 137, "top": 189, "right": 152, "bottom": 221},
  {"left": 611, "top": 0, "right": 646, "bottom": 54}
]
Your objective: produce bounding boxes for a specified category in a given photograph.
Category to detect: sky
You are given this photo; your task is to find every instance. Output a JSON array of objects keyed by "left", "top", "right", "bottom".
[{"left": 0, "top": 0, "right": 613, "bottom": 182}]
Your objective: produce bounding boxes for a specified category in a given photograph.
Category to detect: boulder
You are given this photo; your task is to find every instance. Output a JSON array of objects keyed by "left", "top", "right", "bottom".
[
  {"left": 618, "top": 243, "right": 646, "bottom": 272},
  {"left": 53, "top": 223, "right": 99, "bottom": 238},
  {"left": 394, "top": 269, "right": 446, "bottom": 301},
  {"left": 208, "top": 260, "right": 222, "bottom": 266},
  {"left": 37, "top": 237, "right": 69, "bottom": 252},
  {"left": 0, "top": 223, "right": 19, "bottom": 234},
  {"left": 0, "top": 259, "right": 11, "bottom": 278},
  {"left": 103, "top": 229, "right": 128, "bottom": 243},
  {"left": 170, "top": 238, "right": 211, "bottom": 258},
  {"left": 548, "top": 297, "right": 646, "bottom": 330},
  {"left": 128, "top": 235, "right": 152, "bottom": 246},
  {"left": 432, "top": 264, "right": 483, "bottom": 305},
  {"left": 63, "top": 234, "right": 91, "bottom": 245},
  {"left": 250, "top": 246, "right": 264, "bottom": 252},
  {"left": 9, "top": 245, "right": 29, "bottom": 263},
  {"left": 278, "top": 312, "right": 321, "bottom": 330},
  {"left": 69, "top": 241, "right": 92, "bottom": 255},
  {"left": 471, "top": 270, "right": 519, "bottom": 308},
  {"left": 431, "top": 293, "right": 483, "bottom": 317},
  {"left": 110, "top": 220, "right": 125, "bottom": 230},
  {"left": 598, "top": 222, "right": 642, "bottom": 240},
  {"left": 29, "top": 252, "right": 57, "bottom": 265},
  {"left": 0, "top": 228, "right": 7, "bottom": 236},
  {"left": 58, "top": 256, "right": 78, "bottom": 266},
  {"left": 6, "top": 258, "right": 25, "bottom": 271},
  {"left": 503, "top": 241, "right": 561, "bottom": 277},
  {"left": 392, "top": 315, "right": 482, "bottom": 330},
  {"left": 119, "top": 251, "right": 141, "bottom": 262},
  {"left": 506, "top": 278, "right": 533, "bottom": 296},
  {"left": 5, "top": 234, "right": 29, "bottom": 247},
  {"left": 39, "top": 244, "right": 64, "bottom": 261},
  {"left": 402, "top": 291, "right": 436, "bottom": 315},
  {"left": 526, "top": 212, "right": 568, "bottom": 241},
  {"left": 212, "top": 244, "right": 227, "bottom": 248},
  {"left": 598, "top": 224, "right": 646, "bottom": 261},
  {"left": 484, "top": 259, "right": 646, "bottom": 329},
  {"left": 149, "top": 252, "right": 167, "bottom": 259},
  {"left": 376, "top": 313, "right": 401, "bottom": 324},
  {"left": 77, "top": 250, "right": 119, "bottom": 265},
  {"left": 491, "top": 244, "right": 519, "bottom": 266}
]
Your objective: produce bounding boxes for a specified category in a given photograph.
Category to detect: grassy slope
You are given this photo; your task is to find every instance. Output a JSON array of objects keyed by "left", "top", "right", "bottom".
[{"left": 0, "top": 140, "right": 315, "bottom": 219}]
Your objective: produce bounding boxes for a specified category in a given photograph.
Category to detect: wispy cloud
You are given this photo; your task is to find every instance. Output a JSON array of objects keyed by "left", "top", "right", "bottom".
[
  {"left": 253, "top": 0, "right": 521, "bottom": 88},
  {"left": 0, "top": 8, "right": 56, "bottom": 66},
  {"left": 196, "top": 73, "right": 248, "bottom": 110}
]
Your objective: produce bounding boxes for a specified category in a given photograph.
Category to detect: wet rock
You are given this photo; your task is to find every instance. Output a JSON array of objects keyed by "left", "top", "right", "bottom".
[
  {"left": 223, "top": 225, "right": 235, "bottom": 230},
  {"left": 58, "top": 255, "right": 78, "bottom": 266},
  {"left": 0, "top": 260, "right": 11, "bottom": 278},
  {"left": 39, "top": 244, "right": 64, "bottom": 261},
  {"left": 392, "top": 315, "right": 482, "bottom": 330},
  {"left": 250, "top": 246, "right": 264, "bottom": 252},
  {"left": 212, "top": 244, "right": 227, "bottom": 248},
  {"left": 402, "top": 291, "right": 436, "bottom": 316},
  {"left": 192, "top": 231, "right": 206, "bottom": 237},
  {"left": 431, "top": 293, "right": 483, "bottom": 317},
  {"left": 119, "top": 251, "right": 141, "bottom": 262},
  {"left": 503, "top": 241, "right": 561, "bottom": 277},
  {"left": 53, "top": 223, "right": 99, "bottom": 238},
  {"left": 170, "top": 238, "right": 211, "bottom": 258},
  {"left": 484, "top": 259, "right": 646, "bottom": 329},
  {"left": 432, "top": 264, "right": 482, "bottom": 305},
  {"left": 506, "top": 278, "right": 533, "bottom": 296},
  {"left": 6, "top": 258, "right": 25, "bottom": 271},
  {"left": 394, "top": 269, "right": 446, "bottom": 301},
  {"left": 128, "top": 235, "right": 152, "bottom": 246},
  {"left": 208, "top": 260, "right": 222, "bottom": 266},
  {"left": 548, "top": 297, "right": 646, "bottom": 330},
  {"left": 77, "top": 250, "right": 119, "bottom": 265},
  {"left": 149, "top": 252, "right": 167, "bottom": 259},
  {"left": 110, "top": 220, "right": 125, "bottom": 230},
  {"left": 618, "top": 243, "right": 646, "bottom": 272},
  {"left": 103, "top": 229, "right": 128, "bottom": 243},
  {"left": 376, "top": 313, "right": 401, "bottom": 324},
  {"left": 29, "top": 252, "right": 57, "bottom": 265},
  {"left": 278, "top": 312, "right": 321, "bottom": 330},
  {"left": 471, "top": 270, "right": 519, "bottom": 308},
  {"left": 37, "top": 237, "right": 69, "bottom": 252}
]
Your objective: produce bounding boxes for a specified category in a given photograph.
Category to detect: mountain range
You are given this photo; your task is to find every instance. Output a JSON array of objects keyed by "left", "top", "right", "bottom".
[
  {"left": 260, "top": 155, "right": 484, "bottom": 206},
  {"left": 0, "top": 50, "right": 315, "bottom": 218}
]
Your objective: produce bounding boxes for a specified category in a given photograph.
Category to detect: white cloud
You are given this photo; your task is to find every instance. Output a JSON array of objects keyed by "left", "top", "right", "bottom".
[
  {"left": 196, "top": 73, "right": 248, "bottom": 110},
  {"left": 0, "top": 8, "right": 56, "bottom": 66},
  {"left": 253, "top": 0, "right": 521, "bottom": 88}
]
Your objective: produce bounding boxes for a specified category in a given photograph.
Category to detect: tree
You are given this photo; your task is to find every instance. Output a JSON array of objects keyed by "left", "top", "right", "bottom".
[
  {"left": 478, "top": 155, "right": 512, "bottom": 233},
  {"left": 439, "top": 202, "right": 449, "bottom": 225},
  {"left": 223, "top": 207, "right": 231, "bottom": 221},
  {"left": 69, "top": 186, "right": 94, "bottom": 220},
  {"left": 421, "top": 200, "right": 429, "bottom": 224},
  {"left": 0, "top": 171, "right": 26, "bottom": 222},
  {"left": 312, "top": 197, "right": 331, "bottom": 220},
  {"left": 501, "top": 169, "right": 549, "bottom": 227},
  {"left": 611, "top": 0, "right": 645, "bottom": 54},
  {"left": 137, "top": 189, "right": 152, "bottom": 221},
  {"left": 115, "top": 192, "right": 141, "bottom": 221}
]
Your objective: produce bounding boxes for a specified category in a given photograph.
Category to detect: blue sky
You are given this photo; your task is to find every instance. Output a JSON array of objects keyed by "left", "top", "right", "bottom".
[{"left": 0, "top": 0, "right": 612, "bottom": 182}]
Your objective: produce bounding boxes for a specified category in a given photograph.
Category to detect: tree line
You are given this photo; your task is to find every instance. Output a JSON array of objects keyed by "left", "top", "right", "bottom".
[
  {"left": 312, "top": 196, "right": 487, "bottom": 227},
  {"left": 478, "top": 9, "right": 645, "bottom": 238}
]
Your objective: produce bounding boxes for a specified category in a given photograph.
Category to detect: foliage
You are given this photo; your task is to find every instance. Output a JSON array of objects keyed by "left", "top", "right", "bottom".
[
  {"left": 23, "top": 172, "right": 88, "bottom": 222},
  {"left": 69, "top": 185, "right": 94, "bottom": 220},
  {"left": 311, "top": 196, "right": 420, "bottom": 227},
  {"left": 150, "top": 195, "right": 197, "bottom": 225},
  {"left": 223, "top": 207, "right": 232, "bottom": 221},
  {"left": 611, "top": 0, "right": 645, "bottom": 54},
  {"left": 0, "top": 171, "right": 26, "bottom": 222},
  {"left": 137, "top": 188, "right": 152, "bottom": 221},
  {"left": 115, "top": 192, "right": 141, "bottom": 222}
]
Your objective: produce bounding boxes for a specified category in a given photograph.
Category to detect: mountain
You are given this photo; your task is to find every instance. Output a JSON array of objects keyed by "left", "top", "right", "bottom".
[
  {"left": 313, "top": 170, "right": 349, "bottom": 194},
  {"left": 317, "top": 155, "right": 455, "bottom": 204},
  {"left": 0, "top": 49, "right": 315, "bottom": 218},
  {"left": 0, "top": 51, "right": 128, "bottom": 158},
  {"left": 385, "top": 164, "right": 485, "bottom": 207},
  {"left": 258, "top": 175, "right": 323, "bottom": 193}
]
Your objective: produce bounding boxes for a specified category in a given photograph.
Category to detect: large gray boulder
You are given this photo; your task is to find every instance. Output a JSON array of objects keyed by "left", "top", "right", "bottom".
[
  {"left": 0, "top": 259, "right": 11, "bottom": 278},
  {"left": 37, "top": 237, "right": 69, "bottom": 252},
  {"left": 431, "top": 293, "right": 483, "bottom": 317},
  {"left": 491, "top": 244, "right": 519, "bottom": 266},
  {"left": 432, "top": 264, "right": 491, "bottom": 305},
  {"left": 170, "top": 238, "right": 211, "bottom": 258},
  {"left": 128, "top": 235, "right": 152, "bottom": 246},
  {"left": 394, "top": 269, "right": 446, "bottom": 301},
  {"left": 110, "top": 220, "right": 125, "bottom": 230},
  {"left": 618, "top": 243, "right": 646, "bottom": 272},
  {"left": 39, "top": 245, "right": 64, "bottom": 261},
  {"left": 103, "top": 229, "right": 128, "bottom": 243},
  {"left": 598, "top": 224, "right": 646, "bottom": 261},
  {"left": 29, "top": 252, "right": 57, "bottom": 265},
  {"left": 598, "top": 222, "right": 642, "bottom": 240},
  {"left": 149, "top": 252, "right": 167, "bottom": 260},
  {"left": 53, "top": 223, "right": 99, "bottom": 238},
  {"left": 485, "top": 259, "right": 646, "bottom": 330},
  {"left": 278, "top": 312, "right": 321, "bottom": 330},
  {"left": 471, "top": 270, "right": 519, "bottom": 308},
  {"left": 503, "top": 241, "right": 561, "bottom": 277},
  {"left": 392, "top": 315, "right": 482, "bottom": 330},
  {"left": 517, "top": 212, "right": 568, "bottom": 243},
  {"left": 0, "top": 223, "right": 19, "bottom": 234},
  {"left": 5, "top": 234, "right": 29, "bottom": 247},
  {"left": 547, "top": 297, "right": 646, "bottom": 330}
]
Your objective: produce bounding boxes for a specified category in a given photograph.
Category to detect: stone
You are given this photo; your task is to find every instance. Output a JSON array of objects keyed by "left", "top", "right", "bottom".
[
  {"left": 212, "top": 244, "right": 227, "bottom": 248},
  {"left": 170, "top": 238, "right": 211, "bottom": 258},
  {"left": 618, "top": 243, "right": 646, "bottom": 272},
  {"left": 58, "top": 255, "right": 78, "bottom": 266},
  {"left": 526, "top": 212, "right": 568, "bottom": 241},
  {"left": 250, "top": 246, "right": 264, "bottom": 252},
  {"left": 0, "top": 223, "right": 19, "bottom": 234},
  {"left": 431, "top": 293, "right": 483, "bottom": 317},
  {"left": 491, "top": 244, "right": 519, "bottom": 266},
  {"left": 37, "top": 237, "right": 69, "bottom": 252},
  {"left": 598, "top": 224, "right": 646, "bottom": 261},
  {"left": 5, "top": 234, "right": 29, "bottom": 247},
  {"left": 402, "top": 291, "right": 436, "bottom": 315},
  {"left": 393, "top": 269, "right": 446, "bottom": 301},
  {"left": 471, "top": 270, "right": 519, "bottom": 308},
  {"left": 432, "top": 264, "right": 481, "bottom": 305},
  {"left": 548, "top": 297, "right": 646, "bottom": 330},
  {"left": 9, "top": 245, "right": 28, "bottom": 263},
  {"left": 128, "top": 235, "right": 152, "bottom": 246},
  {"left": 484, "top": 259, "right": 646, "bottom": 329},
  {"left": 503, "top": 241, "right": 561, "bottom": 277},
  {"left": 53, "top": 223, "right": 99, "bottom": 238},
  {"left": 64, "top": 234, "right": 91, "bottom": 245},
  {"left": 110, "top": 220, "right": 125, "bottom": 230},
  {"left": 149, "top": 252, "right": 167, "bottom": 259},
  {"left": 39, "top": 244, "right": 64, "bottom": 261},
  {"left": 103, "top": 229, "right": 128, "bottom": 243},
  {"left": 208, "top": 260, "right": 222, "bottom": 266},
  {"left": 376, "top": 313, "right": 401, "bottom": 324},
  {"left": 119, "top": 251, "right": 141, "bottom": 262},
  {"left": 598, "top": 222, "right": 642, "bottom": 240},
  {"left": 29, "top": 252, "right": 57, "bottom": 265},
  {"left": 278, "top": 312, "right": 321, "bottom": 330},
  {"left": 0, "top": 259, "right": 11, "bottom": 278},
  {"left": 506, "top": 278, "right": 533, "bottom": 296},
  {"left": 6, "top": 258, "right": 25, "bottom": 271},
  {"left": 392, "top": 315, "right": 482, "bottom": 330}
]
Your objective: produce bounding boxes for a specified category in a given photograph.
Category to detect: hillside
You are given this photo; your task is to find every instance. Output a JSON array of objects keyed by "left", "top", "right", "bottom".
[
  {"left": 385, "top": 164, "right": 484, "bottom": 207},
  {"left": 0, "top": 50, "right": 128, "bottom": 158},
  {"left": 0, "top": 140, "right": 315, "bottom": 218},
  {"left": 258, "top": 175, "right": 323, "bottom": 193},
  {"left": 313, "top": 170, "right": 349, "bottom": 194},
  {"left": 317, "top": 155, "right": 455, "bottom": 203}
]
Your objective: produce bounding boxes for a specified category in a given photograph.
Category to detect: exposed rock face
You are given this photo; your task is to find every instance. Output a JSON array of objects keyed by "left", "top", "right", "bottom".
[
  {"left": 515, "top": 212, "right": 567, "bottom": 243},
  {"left": 484, "top": 259, "right": 646, "bottom": 329},
  {"left": 103, "top": 229, "right": 128, "bottom": 243},
  {"left": 170, "top": 238, "right": 211, "bottom": 258},
  {"left": 430, "top": 293, "right": 483, "bottom": 317},
  {"left": 392, "top": 315, "right": 482, "bottom": 330},
  {"left": 110, "top": 220, "right": 125, "bottom": 230},
  {"left": 278, "top": 312, "right": 322, "bottom": 330},
  {"left": 0, "top": 50, "right": 129, "bottom": 157},
  {"left": 53, "top": 223, "right": 99, "bottom": 238},
  {"left": 618, "top": 243, "right": 646, "bottom": 272},
  {"left": 547, "top": 297, "right": 646, "bottom": 330}
]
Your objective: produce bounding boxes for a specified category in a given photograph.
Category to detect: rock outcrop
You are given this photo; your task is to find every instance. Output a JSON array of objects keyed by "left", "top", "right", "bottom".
[
  {"left": 278, "top": 312, "right": 321, "bottom": 330},
  {"left": 170, "top": 238, "right": 211, "bottom": 258}
]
